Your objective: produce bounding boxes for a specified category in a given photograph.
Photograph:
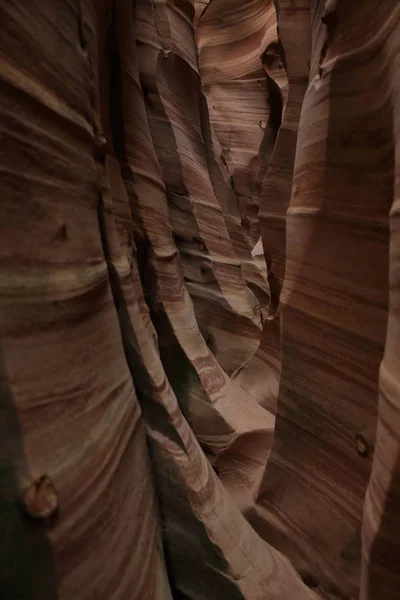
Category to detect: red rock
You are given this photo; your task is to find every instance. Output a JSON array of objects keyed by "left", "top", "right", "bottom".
[{"left": 1, "top": 0, "right": 400, "bottom": 599}]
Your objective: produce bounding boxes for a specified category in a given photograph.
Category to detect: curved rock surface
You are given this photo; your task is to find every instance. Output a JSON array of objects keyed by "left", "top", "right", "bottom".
[
  {"left": 197, "top": 0, "right": 278, "bottom": 248},
  {"left": 1, "top": 1, "right": 400, "bottom": 599}
]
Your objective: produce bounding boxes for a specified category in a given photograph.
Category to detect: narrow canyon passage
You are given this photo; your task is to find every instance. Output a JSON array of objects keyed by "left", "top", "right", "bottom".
[{"left": 1, "top": 1, "right": 400, "bottom": 600}]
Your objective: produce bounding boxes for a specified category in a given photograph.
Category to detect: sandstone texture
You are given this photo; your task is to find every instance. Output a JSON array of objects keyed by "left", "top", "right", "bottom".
[{"left": 1, "top": 1, "right": 399, "bottom": 599}]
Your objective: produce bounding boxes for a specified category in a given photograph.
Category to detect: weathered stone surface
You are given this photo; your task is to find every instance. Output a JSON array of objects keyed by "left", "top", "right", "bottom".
[
  {"left": 253, "top": 2, "right": 400, "bottom": 599},
  {"left": 1, "top": 1, "right": 400, "bottom": 599}
]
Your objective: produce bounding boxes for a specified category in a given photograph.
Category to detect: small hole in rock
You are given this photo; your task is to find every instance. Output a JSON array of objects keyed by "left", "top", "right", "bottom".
[
  {"left": 299, "top": 571, "right": 319, "bottom": 589},
  {"left": 355, "top": 433, "right": 369, "bottom": 457}
]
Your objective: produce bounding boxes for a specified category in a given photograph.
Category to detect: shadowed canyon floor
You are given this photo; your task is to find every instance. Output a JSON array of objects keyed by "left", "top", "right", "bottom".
[{"left": 1, "top": 1, "right": 400, "bottom": 599}]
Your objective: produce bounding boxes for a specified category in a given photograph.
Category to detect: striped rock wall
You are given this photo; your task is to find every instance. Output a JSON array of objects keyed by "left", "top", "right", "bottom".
[{"left": 1, "top": 1, "right": 399, "bottom": 599}]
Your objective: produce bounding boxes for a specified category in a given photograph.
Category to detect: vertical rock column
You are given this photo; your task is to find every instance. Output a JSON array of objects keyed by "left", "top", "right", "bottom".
[
  {"left": 0, "top": 1, "right": 170, "bottom": 598},
  {"left": 255, "top": 1, "right": 396, "bottom": 599},
  {"left": 362, "top": 3, "right": 400, "bottom": 599}
]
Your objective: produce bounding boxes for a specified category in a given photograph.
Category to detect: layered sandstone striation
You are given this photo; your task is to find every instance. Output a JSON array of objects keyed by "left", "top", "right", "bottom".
[{"left": 1, "top": 1, "right": 400, "bottom": 600}]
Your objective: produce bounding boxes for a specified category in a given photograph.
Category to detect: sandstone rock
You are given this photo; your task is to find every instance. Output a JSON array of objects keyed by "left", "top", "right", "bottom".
[{"left": 1, "top": 1, "right": 400, "bottom": 599}]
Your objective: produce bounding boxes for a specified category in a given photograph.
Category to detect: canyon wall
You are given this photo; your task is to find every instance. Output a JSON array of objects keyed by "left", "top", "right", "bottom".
[{"left": 1, "top": 1, "right": 400, "bottom": 599}]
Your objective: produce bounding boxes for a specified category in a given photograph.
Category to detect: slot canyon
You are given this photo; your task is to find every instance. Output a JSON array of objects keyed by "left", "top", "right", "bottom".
[{"left": 1, "top": 1, "right": 400, "bottom": 598}]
